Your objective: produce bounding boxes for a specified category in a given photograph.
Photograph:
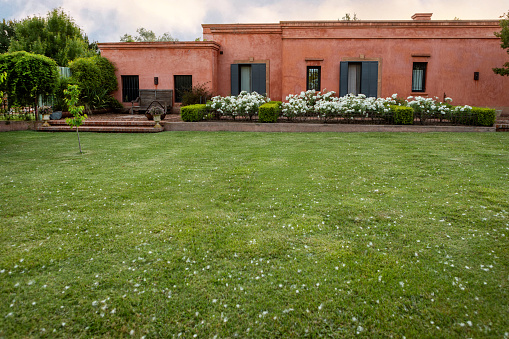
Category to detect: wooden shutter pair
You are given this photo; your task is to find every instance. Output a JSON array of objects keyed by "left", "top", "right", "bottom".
[
  {"left": 230, "top": 64, "right": 266, "bottom": 96},
  {"left": 339, "top": 61, "right": 378, "bottom": 97}
]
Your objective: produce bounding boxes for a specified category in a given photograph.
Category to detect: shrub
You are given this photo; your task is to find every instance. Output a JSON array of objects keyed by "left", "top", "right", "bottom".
[
  {"left": 181, "top": 83, "right": 213, "bottom": 106},
  {"left": 258, "top": 101, "right": 281, "bottom": 123},
  {"left": 472, "top": 107, "right": 496, "bottom": 126},
  {"left": 207, "top": 92, "right": 270, "bottom": 119},
  {"left": 68, "top": 56, "right": 120, "bottom": 110},
  {"left": 449, "top": 105, "right": 474, "bottom": 125},
  {"left": 390, "top": 105, "right": 414, "bottom": 125},
  {"left": 181, "top": 104, "right": 207, "bottom": 122}
]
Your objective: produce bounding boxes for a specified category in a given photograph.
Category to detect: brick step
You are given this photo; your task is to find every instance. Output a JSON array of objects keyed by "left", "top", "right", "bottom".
[
  {"left": 37, "top": 125, "right": 163, "bottom": 133},
  {"left": 495, "top": 123, "right": 509, "bottom": 132},
  {"left": 43, "top": 120, "right": 161, "bottom": 127}
]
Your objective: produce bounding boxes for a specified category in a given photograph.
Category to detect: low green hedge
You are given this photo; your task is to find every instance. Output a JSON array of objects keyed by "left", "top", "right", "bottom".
[
  {"left": 472, "top": 107, "right": 496, "bottom": 126},
  {"left": 258, "top": 101, "right": 282, "bottom": 123},
  {"left": 181, "top": 104, "right": 207, "bottom": 122},
  {"left": 389, "top": 105, "right": 414, "bottom": 125}
]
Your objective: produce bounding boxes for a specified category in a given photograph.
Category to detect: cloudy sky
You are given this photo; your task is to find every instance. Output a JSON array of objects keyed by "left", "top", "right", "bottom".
[{"left": 1, "top": 0, "right": 507, "bottom": 42}]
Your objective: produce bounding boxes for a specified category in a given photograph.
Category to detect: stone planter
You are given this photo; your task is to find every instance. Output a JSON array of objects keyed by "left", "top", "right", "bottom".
[
  {"left": 42, "top": 114, "right": 51, "bottom": 127},
  {"left": 153, "top": 114, "right": 162, "bottom": 128}
]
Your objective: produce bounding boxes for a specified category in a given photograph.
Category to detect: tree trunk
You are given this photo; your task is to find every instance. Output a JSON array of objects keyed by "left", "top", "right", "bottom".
[{"left": 76, "top": 127, "right": 82, "bottom": 153}]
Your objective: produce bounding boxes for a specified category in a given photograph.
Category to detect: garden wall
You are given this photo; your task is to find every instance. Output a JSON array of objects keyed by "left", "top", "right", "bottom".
[{"left": 0, "top": 121, "right": 38, "bottom": 132}]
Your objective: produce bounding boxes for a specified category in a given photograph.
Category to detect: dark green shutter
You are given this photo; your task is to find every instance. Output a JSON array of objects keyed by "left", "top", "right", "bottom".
[
  {"left": 361, "top": 61, "right": 378, "bottom": 98},
  {"left": 231, "top": 64, "right": 239, "bottom": 96},
  {"left": 251, "top": 63, "right": 266, "bottom": 95},
  {"left": 339, "top": 62, "right": 348, "bottom": 97}
]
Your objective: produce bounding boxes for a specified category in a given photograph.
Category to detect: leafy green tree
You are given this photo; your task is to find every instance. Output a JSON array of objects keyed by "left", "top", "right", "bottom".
[
  {"left": 493, "top": 11, "right": 509, "bottom": 76},
  {"left": 8, "top": 8, "right": 96, "bottom": 66},
  {"left": 0, "top": 71, "right": 6, "bottom": 108},
  {"left": 0, "top": 51, "right": 58, "bottom": 108},
  {"left": 0, "top": 19, "right": 16, "bottom": 53},
  {"left": 120, "top": 27, "right": 178, "bottom": 42},
  {"left": 64, "top": 84, "right": 87, "bottom": 153}
]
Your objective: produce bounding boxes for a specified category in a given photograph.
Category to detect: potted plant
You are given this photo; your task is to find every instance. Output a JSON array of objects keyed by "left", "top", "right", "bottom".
[
  {"left": 148, "top": 105, "right": 164, "bottom": 128},
  {"left": 41, "top": 106, "right": 53, "bottom": 126},
  {"left": 145, "top": 105, "right": 166, "bottom": 121}
]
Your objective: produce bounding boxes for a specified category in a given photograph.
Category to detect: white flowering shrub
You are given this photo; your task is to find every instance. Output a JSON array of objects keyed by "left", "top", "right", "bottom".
[
  {"left": 406, "top": 96, "right": 452, "bottom": 116},
  {"left": 206, "top": 90, "right": 480, "bottom": 125},
  {"left": 283, "top": 90, "right": 397, "bottom": 121},
  {"left": 207, "top": 91, "right": 270, "bottom": 119}
]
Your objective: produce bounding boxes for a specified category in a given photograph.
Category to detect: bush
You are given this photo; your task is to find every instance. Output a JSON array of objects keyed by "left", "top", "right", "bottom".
[
  {"left": 259, "top": 101, "right": 282, "bottom": 123},
  {"left": 390, "top": 105, "right": 414, "bottom": 125},
  {"left": 68, "top": 56, "right": 119, "bottom": 110},
  {"left": 207, "top": 92, "right": 270, "bottom": 119},
  {"left": 181, "top": 104, "right": 207, "bottom": 122},
  {"left": 472, "top": 107, "right": 496, "bottom": 126},
  {"left": 181, "top": 83, "right": 213, "bottom": 106}
]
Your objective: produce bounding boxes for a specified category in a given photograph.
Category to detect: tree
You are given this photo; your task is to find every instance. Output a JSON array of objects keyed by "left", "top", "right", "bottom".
[
  {"left": 120, "top": 28, "right": 178, "bottom": 42},
  {"left": 0, "top": 71, "right": 6, "bottom": 106},
  {"left": 8, "top": 8, "right": 96, "bottom": 66},
  {"left": 0, "top": 51, "right": 58, "bottom": 108},
  {"left": 493, "top": 11, "right": 509, "bottom": 76},
  {"left": 64, "top": 84, "right": 87, "bottom": 153},
  {"left": 0, "top": 19, "right": 16, "bottom": 53}
]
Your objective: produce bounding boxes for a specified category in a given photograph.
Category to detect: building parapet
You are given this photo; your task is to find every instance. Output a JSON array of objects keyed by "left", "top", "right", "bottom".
[{"left": 98, "top": 41, "right": 221, "bottom": 51}]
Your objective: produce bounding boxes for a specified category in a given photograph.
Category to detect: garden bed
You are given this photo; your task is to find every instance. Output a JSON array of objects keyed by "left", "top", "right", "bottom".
[{"left": 182, "top": 91, "right": 497, "bottom": 127}]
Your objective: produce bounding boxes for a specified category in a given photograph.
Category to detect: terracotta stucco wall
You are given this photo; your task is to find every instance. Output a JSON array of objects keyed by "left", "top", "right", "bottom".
[
  {"left": 101, "top": 18, "right": 509, "bottom": 112},
  {"left": 205, "top": 20, "right": 508, "bottom": 110},
  {"left": 203, "top": 24, "right": 283, "bottom": 100},
  {"left": 278, "top": 21, "right": 508, "bottom": 108},
  {"left": 99, "top": 42, "right": 219, "bottom": 108}
]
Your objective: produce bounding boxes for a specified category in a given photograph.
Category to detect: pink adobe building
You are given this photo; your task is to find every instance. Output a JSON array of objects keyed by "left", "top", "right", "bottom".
[{"left": 98, "top": 13, "right": 509, "bottom": 113}]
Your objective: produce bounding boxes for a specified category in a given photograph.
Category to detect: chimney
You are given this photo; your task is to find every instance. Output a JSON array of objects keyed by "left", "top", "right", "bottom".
[{"left": 412, "top": 13, "right": 433, "bottom": 21}]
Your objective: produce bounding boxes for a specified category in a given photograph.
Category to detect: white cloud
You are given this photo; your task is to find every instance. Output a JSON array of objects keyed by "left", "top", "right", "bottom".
[{"left": 60, "top": 0, "right": 209, "bottom": 41}]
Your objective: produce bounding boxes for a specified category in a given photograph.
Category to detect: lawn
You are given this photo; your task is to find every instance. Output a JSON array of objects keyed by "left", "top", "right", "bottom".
[{"left": 0, "top": 131, "right": 508, "bottom": 338}]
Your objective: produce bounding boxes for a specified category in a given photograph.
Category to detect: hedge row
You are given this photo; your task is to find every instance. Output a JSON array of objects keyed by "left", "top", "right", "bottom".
[
  {"left": 472, "top": 108, "right": 497, "bottom": 127},
  {"left": 389, "top": 105, "right": 414, "bottom": 125},
  {"left": 180, "top": 103, "right": 496, "bottom": 126},
  {"left": 181, "top": 104, "right": 207, "bottom": 122},
  {"left": 258, "top": 101, "right": 282, "bottom": 123}
]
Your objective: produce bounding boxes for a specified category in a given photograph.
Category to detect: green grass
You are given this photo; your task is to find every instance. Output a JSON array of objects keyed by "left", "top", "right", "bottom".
[{"left": 1, "top": 131, "right": 508, "bottom": 338}]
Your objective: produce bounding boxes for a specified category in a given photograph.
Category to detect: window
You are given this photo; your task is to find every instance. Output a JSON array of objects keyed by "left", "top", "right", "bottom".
[
  {"left": 231, "top": 63, "right": 266, "bottom": 96},
  {"left": 339, "top": 61, "right": 378, "bottom": 97},
  {"left": 174, "top": 75, "right": 192, "bottom": 103},
  {"left": 121, "top": 75, "right": 139, "bottom": 102},
  {"left": 306, "top": 66, "right": 321, "bottom": 91},
  {"left": 240, "top": 66, "right": 252, "bottom": 92},
  {"left": 412, "top": 62, "right": 427, "bottom": 92},
  {"left": 347, "top": 63, "right": 361, "bottom": 95}
]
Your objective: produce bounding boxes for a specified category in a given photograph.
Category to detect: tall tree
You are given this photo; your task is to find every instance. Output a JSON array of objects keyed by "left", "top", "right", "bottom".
[
  {"left": 120, "top": 27, "right": 178, "bottom": 42},
  {"left": 0, "top": 19, "right": 16, "bottom": 53},
  {"left": 8, "top": 8, "right": 96, "bottom": 66},
  {"left": 493, "top": 11, "right": 509, "bottom": 76}
]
